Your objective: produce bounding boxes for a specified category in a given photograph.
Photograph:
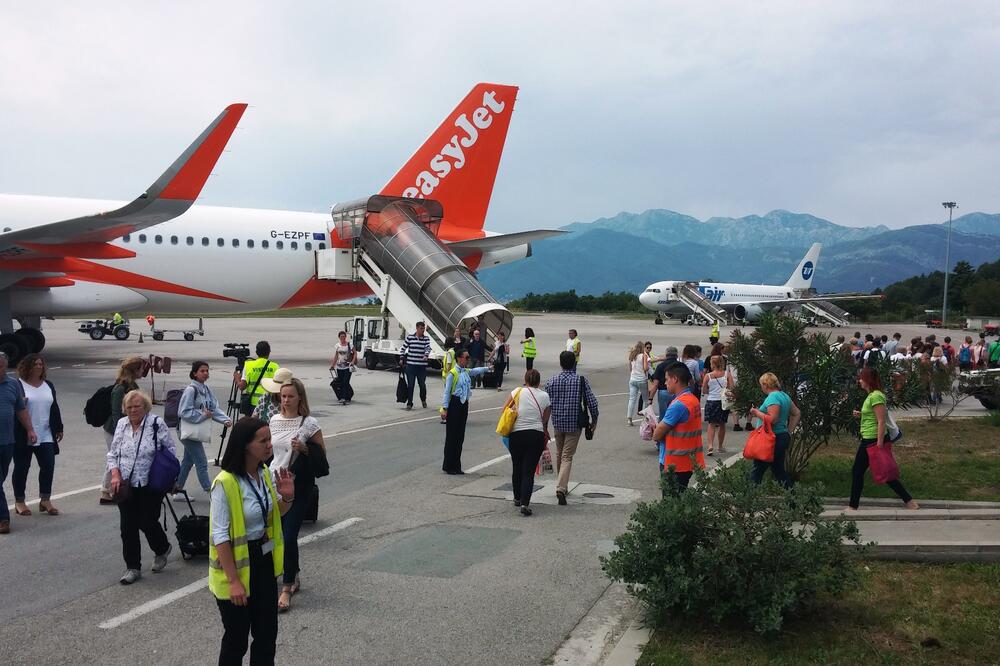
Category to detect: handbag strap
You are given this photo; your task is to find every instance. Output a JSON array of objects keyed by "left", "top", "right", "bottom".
[
  {"left": 247, "top": 360, "right": 272, "bottom": 397},
  {"left": 119, "top": 416, "right": 149, "bottom": 484},
  {"left": 525, "top": 387, "right": 544, "bottom": 422}
]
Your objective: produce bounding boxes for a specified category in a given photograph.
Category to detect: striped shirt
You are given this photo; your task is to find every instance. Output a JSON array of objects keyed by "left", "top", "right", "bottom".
[{"left": 401, "top": 333, "right": 431, "bottom": 366}]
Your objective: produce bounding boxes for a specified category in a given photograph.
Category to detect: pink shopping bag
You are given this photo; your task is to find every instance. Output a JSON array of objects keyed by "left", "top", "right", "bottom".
[{"left": 867, "top": 442, "right": 900, "bottom": 484}]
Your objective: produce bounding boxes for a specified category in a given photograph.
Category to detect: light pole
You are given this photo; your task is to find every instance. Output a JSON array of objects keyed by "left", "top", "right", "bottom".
[{"left": 941, "top": 201, "right": 958, "bottom": 324}]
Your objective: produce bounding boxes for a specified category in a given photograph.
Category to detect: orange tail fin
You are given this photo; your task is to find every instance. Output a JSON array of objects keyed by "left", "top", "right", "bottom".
[{"left": 380, "top": 83, "right": 518, "bottom": 241}]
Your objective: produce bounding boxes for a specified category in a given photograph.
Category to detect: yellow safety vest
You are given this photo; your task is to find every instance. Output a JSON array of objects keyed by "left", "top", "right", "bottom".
[
  {"left": 711, "top": 322, "right": 720, "bottom": 339},
  {"left": 522, "top": 337, "right": 537, "bottom": 358},
  {"left": 208, "top": 470, "right": 284, "bottom": 600},
  {"left": 242, "top": 358, "right": 276, "bottom": 406},
  {"left": 441, "top": 348, "right": 456, "bottom": 379}
]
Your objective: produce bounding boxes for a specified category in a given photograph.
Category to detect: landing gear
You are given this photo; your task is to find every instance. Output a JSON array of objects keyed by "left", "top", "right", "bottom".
[
  {"left": 14, "top": 327, "right": 45, "bottom": 353},
  {"left": 0, "top": 333, "right": 30, "bottom": 362},
  {"left": 654, "top": 316, "right": 664, "bottom": 325}
]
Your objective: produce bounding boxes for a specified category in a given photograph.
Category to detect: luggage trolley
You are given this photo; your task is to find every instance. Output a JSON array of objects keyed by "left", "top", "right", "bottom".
[{"left": 150, "top": 318, "right": 205, "bottom": 342}]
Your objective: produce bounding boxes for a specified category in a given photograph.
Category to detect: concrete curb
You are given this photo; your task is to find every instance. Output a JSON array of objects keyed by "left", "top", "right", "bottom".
[
  {"left": 822, "top": 497, "right": 1000, "bottom": 510},
  {"left": 822, "top": 508, "right": 1000, "bottom": 521}
]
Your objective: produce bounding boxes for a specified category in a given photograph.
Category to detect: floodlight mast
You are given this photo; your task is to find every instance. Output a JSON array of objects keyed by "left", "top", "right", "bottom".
[{"left": 941, "top": 201, "right": 958, "bottom": 325}]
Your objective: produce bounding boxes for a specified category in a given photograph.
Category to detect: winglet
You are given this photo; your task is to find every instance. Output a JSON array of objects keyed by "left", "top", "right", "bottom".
[{"left": 155, "top": 103, "right": 247, "bottom": 201}]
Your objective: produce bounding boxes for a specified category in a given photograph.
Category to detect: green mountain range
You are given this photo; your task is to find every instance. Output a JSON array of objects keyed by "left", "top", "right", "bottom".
[{"left": 479, "top": 210, "right": 1000, "bottom": 300}]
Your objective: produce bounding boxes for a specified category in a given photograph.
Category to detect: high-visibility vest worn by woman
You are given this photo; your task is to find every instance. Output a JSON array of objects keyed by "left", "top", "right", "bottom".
[
  {"left": 522, "top": 337, "right": 537, "bottom": 359},
  {"left": 663, "top": 392, "right": 706, "bottom": 473},
  {"left": 441, "top": 347, "right": 456, "bottom": 379},
  {"left": 208, "top": 470, "right": 285, "bottom": 599}
]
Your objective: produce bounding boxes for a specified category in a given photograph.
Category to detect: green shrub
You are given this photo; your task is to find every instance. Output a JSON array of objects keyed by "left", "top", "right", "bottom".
[{"left": 601, "top": 463, "right": 867, "bottom": 635}]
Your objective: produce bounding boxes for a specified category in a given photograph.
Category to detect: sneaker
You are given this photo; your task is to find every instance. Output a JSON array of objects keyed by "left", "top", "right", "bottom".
[
  {"left": 556, "top": 490, "right": 567, "bottom": 506},
  {"left": 120, "top": 568, "right": 141, "bottom": 585},
  {"left": 0, "top": 520, "right": 9, "bottom": 534},
  {"left": 627, "top": 417, "right": 634, "bottom": 427},
  {"left": 406, "top": 403, "right": 413, "bottom": 410},
  {"left": 152, "top": 544, "right": 172, "bottom": 573},
  {"left": 421, "top": 400, "right": 427, "bottom": 408}
]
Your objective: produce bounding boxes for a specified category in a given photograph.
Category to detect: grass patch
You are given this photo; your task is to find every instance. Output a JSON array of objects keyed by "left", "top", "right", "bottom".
[
  {"left": 639, "top": 561, "right": 1000, "bottom": 665},
  {"left": 798, "top": 417, "right": 1000, "bottom": 502}
]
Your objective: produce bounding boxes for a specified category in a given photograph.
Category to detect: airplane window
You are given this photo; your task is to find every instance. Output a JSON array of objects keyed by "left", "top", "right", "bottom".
[
  {"left": 138, "top": 234, "right": 147, "bottom": 243},
  {"left": 217, "top": 238, "right": 224, "bottom": 247},
  {"left": 276, "top": 241, "right": 284, "bottom": 250},
  {"left": 305, "top": 242, "right": 312, "bottom": 251},
  {"left": 154, "top": 235, "right": 162, "bottom": 244},
  {"left": 201, "top": 237, "right": 209, "bottom": 246},
  {"left": 186, "top": 236, "right": 194, "bottom": 246},
  {"left": 318, "top": 242, "right": 326, "bottom": 250},
  {"left": 123, "top": 234, "right": 131, "bottom": 242},
  {"left": 232, "top": 239, "right": 239, "bottom": 248},
  {"left": 247, "top": 239, "right": 255, "bottom": 248},
  {"left": 291, "top": 241, "right": 298, "bottom": 250},
  {"left": 170, "top": 236, "right": 178, "bottom": 245},
  {"left": 3, "top": 227, "right": 10, "bottom": 232},
  {"left": 262, "top": 240, "right": 269, "bottom": 249}
]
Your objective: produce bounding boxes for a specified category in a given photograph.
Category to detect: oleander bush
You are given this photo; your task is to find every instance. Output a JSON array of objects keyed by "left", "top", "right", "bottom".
[{"left": 601, "top": 464, "right": 866, "bottom": 635}]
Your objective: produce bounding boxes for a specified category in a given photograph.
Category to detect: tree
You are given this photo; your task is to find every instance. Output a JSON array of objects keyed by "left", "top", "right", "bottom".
[{"left": 963, "top": 279, "right": 1000, "bottom": 316}]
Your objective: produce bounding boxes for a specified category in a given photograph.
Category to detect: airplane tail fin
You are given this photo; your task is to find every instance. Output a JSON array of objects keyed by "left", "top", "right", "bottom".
[
  {"left": 784, "top": 243, "right": 821, "bottom": 290},
  {"left": 380, "top": 83, "right": 518, "bottom": 241}
]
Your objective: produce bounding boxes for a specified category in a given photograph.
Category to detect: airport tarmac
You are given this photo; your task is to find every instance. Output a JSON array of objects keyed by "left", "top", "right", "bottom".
[{"left": 0, "top": 313, "right": 989, "bottom": 665}]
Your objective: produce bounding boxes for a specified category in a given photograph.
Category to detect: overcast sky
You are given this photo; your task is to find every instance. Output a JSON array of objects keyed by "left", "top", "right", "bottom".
[{"left": 2, "top": 2, "right": 998, "bottom": 233}]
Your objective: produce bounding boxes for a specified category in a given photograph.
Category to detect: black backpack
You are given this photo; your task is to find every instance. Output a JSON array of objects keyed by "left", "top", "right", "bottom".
[
  {"left": 84, "top": 385, "right": 115, "bottom": 427},
  {"left": 163, "top": 389, "right": 184, "bottom": 428}
]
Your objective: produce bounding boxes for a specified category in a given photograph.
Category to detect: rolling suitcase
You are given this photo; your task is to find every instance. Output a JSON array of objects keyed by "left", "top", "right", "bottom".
[
  {"left": 330, "top": 368, "right": 343, "bottom": 400},
  {"left": 163, "top": 490, "right": 210, "bottom": 559}
]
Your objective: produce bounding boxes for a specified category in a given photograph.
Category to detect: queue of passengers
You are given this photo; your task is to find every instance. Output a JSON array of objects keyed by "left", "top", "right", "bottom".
[{"left": 830, "top": 330, "right": 1000, "bottom": 370}]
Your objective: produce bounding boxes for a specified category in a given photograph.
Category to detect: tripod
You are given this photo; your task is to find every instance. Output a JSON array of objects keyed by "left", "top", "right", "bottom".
[{"left": 213, "top": 364, "right": 246, "bottom": 466}]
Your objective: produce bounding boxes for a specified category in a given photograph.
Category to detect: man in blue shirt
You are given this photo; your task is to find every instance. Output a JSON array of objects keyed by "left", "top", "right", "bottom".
[
  {"left": 0, "top": 351, "right": 37, "bottom": 534},
  {"left": 441, "top": 350, "right": 489, "bottom": 474}
]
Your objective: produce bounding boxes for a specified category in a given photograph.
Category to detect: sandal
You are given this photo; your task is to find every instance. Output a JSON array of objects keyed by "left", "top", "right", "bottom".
[
  {"left": 39, "top": 502, "right": 60, "bottom": 516},
  {"left": 278, "top": 586, "right": 292, "bottom": 613},
  {"left": 290, "top": 577, "right": 301, "bottom": 596},
  {"left": 14, "top": 503, "right": 31, "bottom": 516}
]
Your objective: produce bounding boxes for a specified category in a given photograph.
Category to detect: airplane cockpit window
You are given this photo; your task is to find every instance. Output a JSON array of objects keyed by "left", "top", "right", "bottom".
[
  {"left": 170, "top": 236, "right": 178, "bottom": 245},
  {"left": 201, "top": 237, "right": 209, "bottom": 247},
  {"left": 247, "top": 239, "right": 255, "bottom": 248},
  {"left": 138, "top": 234, "right": 147, "bottom": 243},
  {"left": 276, "top": 241, "right": 284, "bottom": 250},
  {"left": 186, "top": 236, "right": 194, "bottom": 246},
  {"left": 154, "top": 235, "right": 162, "bottom": 244},
  {"left": 291, "top": 241, "right": 298, "bottom": 250},
  {"left": 261, "top": 240, "right": 269, "bottom": 249}
]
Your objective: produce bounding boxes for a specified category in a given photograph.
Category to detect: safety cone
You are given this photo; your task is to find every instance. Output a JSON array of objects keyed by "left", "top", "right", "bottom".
[{"left": 138, "top": 332, "right": 144, "bottom": 343}]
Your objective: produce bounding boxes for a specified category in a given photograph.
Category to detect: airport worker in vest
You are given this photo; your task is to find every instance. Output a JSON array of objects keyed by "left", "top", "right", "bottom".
[
  {"left": 565, "top": 329, "right": 581, "bottom": 367},
  {"left": 520, "top": 327, "right": 537, "bottom": 371},
  {"left": 710, "top": 320, "right": 720, "bottom": 345},
  {"left": 112, "top": 312, "right": 124, "bottom": 327},
  {"left": 209, "top": 417, "right": 294, "bottom": 666},
  {"left": 237, "top": 342, "right": 277, "bottom": 415},
  {"left": 440, "top": 350, "right": 489, "bottom": 474},
  {"left": 652, "top": 362, "right": 705, "bottom": 496}
]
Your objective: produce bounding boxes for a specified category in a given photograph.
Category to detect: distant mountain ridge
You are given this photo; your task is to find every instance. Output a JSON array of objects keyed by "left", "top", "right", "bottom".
[{"left": 480, "top": 209, "right": 1000, "bottom": 300}]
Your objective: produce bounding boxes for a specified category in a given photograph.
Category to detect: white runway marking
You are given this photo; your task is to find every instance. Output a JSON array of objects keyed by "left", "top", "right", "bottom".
[
  {"left": 98, "top": 517, "right": 363, "bottom": 630},
  {"left": 7, "top": 484, "right": 103, "bottom": 511},
  {"left": 466, "top": 454, "right": 511, "bottom": 474}
]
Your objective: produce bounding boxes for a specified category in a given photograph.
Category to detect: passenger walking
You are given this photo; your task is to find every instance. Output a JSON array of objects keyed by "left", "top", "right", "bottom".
[
  {"left": 100, "top": 356, "right": 143, "bottom": 504},
  {"left": 626, "top": 341, "right": 649, "bottom": 426},
  {"left": 488, "top": 331, "right": 510, "bottom": 391},
  {"left": 265, "top": 378, "right": 324, "bottom": 613},
  {"left": 544, "top": 351, "right": 599, "bottom": 505},
  {"left": 652, "top": 362, "right": 705, "bottom": 495},
  {"left": 331, "top": 331, "right": 357, "bottom": 405},
  {"left": 565, "top": 329, "right": 582, "bottom": 367},
  {"left": 848, "top": 368, "right": 919, "bottom": 511},
  {"left": 988, "top": 336, "right": 1000, "bottom": 369},
  {"left": 12, "top": 354, "right": 63, "bottom": 517},
  {"left": 441, "top": 350, "right": 490, "bottom": 474},
  {"left": 210, "top": 417, "right": 295, "bottom": 666},
  {"left": 973, "top": 333, "right": 988, "bottom": 369},
  {"left": 504, "top": 369, "right": 551, "bottom": 516},
  {"left": 400, "top": 321, "right": 432, "bottom": 410},
  {"left": 701, "top": 355, "right": 732, "bottom": 455},
  {"left": 649, "top": 346, "right": 679, "bottom": 416},
  {"left": 748, "top": 373, "right": 800, "bottom": 488},
  {"left": 0, "top": 352, "right": 37, "bottom": 534},
  {"left": 107, "top": 390, "right": 175, "bottom": 584},
  {"left": 467, "top": 329, "right": 487, "bottom": 388},
  {"left": 681, "top": 345, "right": 702, "bottom": 397},
  {"left": 251, "top": 377, "right": 282, "bottom": 424},
  {"left": 958, "top": 336, "right": 975, "bottom": 371},
  {"left": 520, "top": 327, "right": 537, "bottom": 371},
  {"left": 173, "top": 361, "right": 233, "bottom": 500},
  {"left": 237, "top": 341, "right": 277, "bottom": 417}
]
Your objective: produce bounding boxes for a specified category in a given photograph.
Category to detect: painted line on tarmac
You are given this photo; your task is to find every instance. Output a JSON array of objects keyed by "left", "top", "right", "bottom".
[
  {"left": 324, "top": 391, "right": 627, "bottom": 440},
  {"left": 98, "top": 517, "right": 363, "bottom": 630},
  {"left": 7, "top": 484, "right": 102, "bottom": 511},
  {"left": 466, "top": 454, "right": 511, "bottom": 474}
]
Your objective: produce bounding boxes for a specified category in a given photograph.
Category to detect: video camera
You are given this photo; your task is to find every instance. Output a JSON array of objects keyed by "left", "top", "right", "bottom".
[{"left": 222, "top": 342, "right": 251, "bottom": 370}]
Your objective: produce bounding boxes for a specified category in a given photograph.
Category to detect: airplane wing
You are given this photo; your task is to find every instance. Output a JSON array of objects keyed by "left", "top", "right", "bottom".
[
  {"left": 0, "top": 103, "right": 247, "bottom": 249},
  {"left": 446, "top": 229, "right": 565, "bottom": 257},
  {"left": 761, "top": 293, "right": 881, "bottom": 306}
]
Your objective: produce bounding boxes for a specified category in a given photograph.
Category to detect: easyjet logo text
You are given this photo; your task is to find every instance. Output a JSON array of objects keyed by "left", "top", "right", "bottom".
[{"left": 401, "top": 90, "right": 507, "bottom": 199}]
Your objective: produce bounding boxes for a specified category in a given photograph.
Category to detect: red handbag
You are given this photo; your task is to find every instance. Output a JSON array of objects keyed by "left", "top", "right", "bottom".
[
  {"left": 867, "top": 442, "right": 900, "bottom": 484},
  {"left": 743, "top": 417, "right": 775, "bottom": 463}
]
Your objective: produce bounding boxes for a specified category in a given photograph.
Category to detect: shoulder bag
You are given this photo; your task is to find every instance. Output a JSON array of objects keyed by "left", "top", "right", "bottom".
[
  {"left": 240, "top": 361, "right": 272, "bottom": 416},
  {"left": 147, "top": 417, "right": 181, "bottom": 494},
  {"left": 743, "top": 416, "right": 775, "bottom": 462},
  {"left": 578, "top": 376, "right": 594, "bottom": 440},
  {"left": 496, "top": 388, "right": 522, "bottom": 437},
  {"left": 179, "top": 385, "right": 213, "bottom": 443}
]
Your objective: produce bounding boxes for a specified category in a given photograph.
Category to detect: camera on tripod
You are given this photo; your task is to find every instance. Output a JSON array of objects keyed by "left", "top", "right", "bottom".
[{"left": 222, "top": 342, "right": 251, "bottom": 369}]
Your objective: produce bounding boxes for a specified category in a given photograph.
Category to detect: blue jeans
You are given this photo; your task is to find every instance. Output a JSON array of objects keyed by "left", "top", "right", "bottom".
[
  {"left": 627, "top": 378, "right": 646, "bottom": 418},
  {"left": 751, "top": 431, "right": 793, "bottom": 488},
  {"left": 0, "top": 445, "right": 13, "bottom": 522},
  {"left": 657, "top": 389, "right": 672, "bottom": 417},
  {"left": 405, "top": 364, "right": 427, "bottom": 406},
  {"left": 176, "top": 438, "right": 212, "bottom": 492},
  {"left": 13, "top": 442, "right": 56, "bottom": 501}
]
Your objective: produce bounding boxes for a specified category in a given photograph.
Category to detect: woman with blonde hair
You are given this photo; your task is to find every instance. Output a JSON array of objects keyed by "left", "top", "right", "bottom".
[
  {"left": 100, "top": 356, "right": 144, "bottom": 504},
  {"left": 626, "top": 341, "right": 649, "bottom": 426},
  {"left": 701, "top": 355, "right": 732, "bottom": 455},
  {"left": 266, "top": 377, "right": 326, "bottom": 613},
  {"left": 748, "top": 372, "right": 800, "bottom": 488}
]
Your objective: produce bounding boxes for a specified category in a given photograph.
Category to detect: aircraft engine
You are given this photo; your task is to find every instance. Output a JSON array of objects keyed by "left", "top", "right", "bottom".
[{"left": 733, "top": 303, "right": 764, "bottom": 322}]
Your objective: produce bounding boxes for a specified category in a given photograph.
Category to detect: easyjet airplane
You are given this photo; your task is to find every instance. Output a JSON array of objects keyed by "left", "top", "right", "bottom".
[{"left": 0, "top": 83, "right": 557, "bottom": 361}]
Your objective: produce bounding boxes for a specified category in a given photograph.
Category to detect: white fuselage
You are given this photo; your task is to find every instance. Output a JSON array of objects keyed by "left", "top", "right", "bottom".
[{"left": 639, "top": 280, "right": 793, "bottom": 315}]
